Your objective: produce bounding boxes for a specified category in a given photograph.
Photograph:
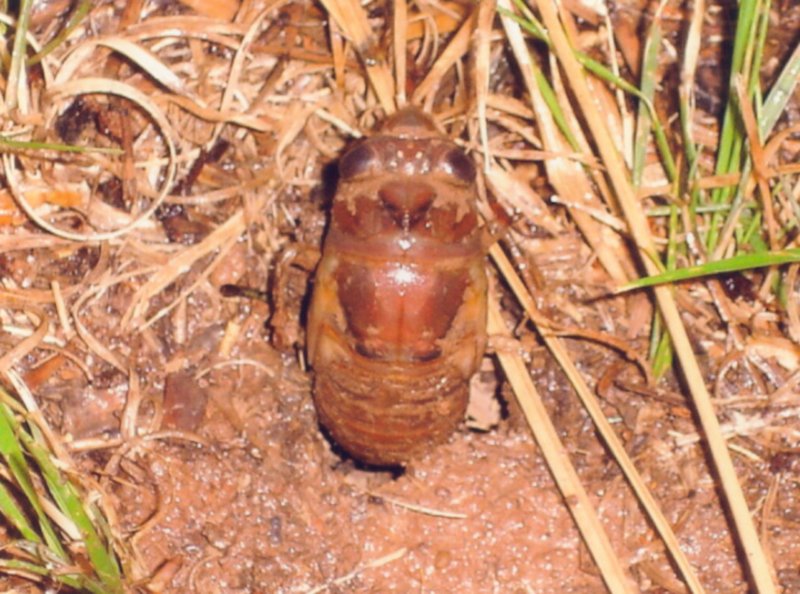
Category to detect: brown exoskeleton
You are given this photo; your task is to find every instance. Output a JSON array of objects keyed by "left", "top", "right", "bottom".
[{"left": 307, "top": 107, "right": 488, "bottom": 466}]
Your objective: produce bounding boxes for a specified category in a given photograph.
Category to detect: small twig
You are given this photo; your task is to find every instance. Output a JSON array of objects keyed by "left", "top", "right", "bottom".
[
  {"left": 367, "top": 492, "right": 467, "bottom": 519},
  {"left": 305, "top": 548, "right": 407, "bottom": 594}
]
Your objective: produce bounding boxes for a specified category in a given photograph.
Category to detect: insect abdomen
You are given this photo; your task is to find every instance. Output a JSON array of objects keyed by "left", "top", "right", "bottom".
[{"left": 314, "top": 355, "right": 472, "bottom": 466}]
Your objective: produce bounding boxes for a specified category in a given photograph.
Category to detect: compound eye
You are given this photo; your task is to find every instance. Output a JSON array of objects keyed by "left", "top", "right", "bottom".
[
  {"left": 438, "top": 148, "right": 476, "bottom": 184},
  {"left": 339, "top": 143, "right": 378, "bottom": 180}
]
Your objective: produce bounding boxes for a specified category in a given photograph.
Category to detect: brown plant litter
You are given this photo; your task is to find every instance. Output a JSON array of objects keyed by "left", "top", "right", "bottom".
[{"left": 0, "top": 0, "right": 799, "bottom": 592}]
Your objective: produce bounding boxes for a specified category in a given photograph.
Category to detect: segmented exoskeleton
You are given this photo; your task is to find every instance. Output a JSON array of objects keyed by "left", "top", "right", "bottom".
[{"left": 307, "top": 108, "right": 488, "bottom": 466}]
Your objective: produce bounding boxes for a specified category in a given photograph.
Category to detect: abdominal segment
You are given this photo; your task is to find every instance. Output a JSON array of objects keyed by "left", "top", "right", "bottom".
[{"left": 313, "top": 354, "right": 471, "bottom": 466}]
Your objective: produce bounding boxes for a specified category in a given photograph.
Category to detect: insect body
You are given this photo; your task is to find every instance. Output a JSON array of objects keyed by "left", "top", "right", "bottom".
[{"left": 307, "top": 107, "right": 488, "bottom": 466}]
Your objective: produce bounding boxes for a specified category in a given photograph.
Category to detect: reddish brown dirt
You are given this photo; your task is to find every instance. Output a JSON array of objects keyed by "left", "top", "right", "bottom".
[
  {"left": 6, "top": 232, "right": 788, "bottom": 592},
  {"left": 62, "top": 320, "right": 751, "bottom": 593}
]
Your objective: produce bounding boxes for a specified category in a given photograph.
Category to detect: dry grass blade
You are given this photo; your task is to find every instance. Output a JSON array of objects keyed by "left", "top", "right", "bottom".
[
  {"left": 141, "top": 235, "right": 238, "bottom": 330},
  {"left": 735, "top": 75, "right": 777, "bottom": 250},
  {"left": 490, "top": 245, "right": 706, "bottom": 594},
  {"left": 50, "top": 281, "right": 73, "bottom": 340},
  {"left": 0, "top": 303, "right": 48, "bottom": 375},
  {"left": 3, "top": 370, "right": 73, "bottom": 466},
  {"left": 393, "top": 0, "right": 408, "bottom": 106},
  {"left": 484, "top": 167, "right": 562, "bottom": 235},
  {"left": 532, "top": 0, "right": 778, "bottom": 591},
  {"left": 412, "top": 7, "right": 477, "bottom": 106},
  {"left": 317, "top": 0, "right": 395, "bottom": 112},
  {"left": 160, "top": 93, "right": 275, "bottom": 132},
  {"left": 276, "top": 102, "right": 323, "bottom": 179},
  {"left": 329, "top": 15, "right": 347, "bottom": 92},
  {"left": 487, "top": 296, "right": 637, "bottom": 594},
  {"left": 679, "top": 0, "right": 703, "bottom": 157},
  {"left": 123, "top": 210, "right": 247, "bottom": 328},
  {"left": 57, "top": 37, "right": 186, "bottom": 94},
  {"left": 368, "top": 492, "right": 467, "bottom": 519},
  {"left": 217, "top": 8, "right": 273, "bottom": 121},
  {"left": 72, "top": 282, "right": 132, "bottom": 374},
  {"left": 498, "top": 1, "right": 633, "bottom": 284},
  {"left": 473, "top": 0, "right": 496, "bottom": 173}
]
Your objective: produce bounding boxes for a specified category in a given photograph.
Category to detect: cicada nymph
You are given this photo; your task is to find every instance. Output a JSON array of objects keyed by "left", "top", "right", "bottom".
[{"left": 307, "top": 107, "right": 488, "bottom": 466}]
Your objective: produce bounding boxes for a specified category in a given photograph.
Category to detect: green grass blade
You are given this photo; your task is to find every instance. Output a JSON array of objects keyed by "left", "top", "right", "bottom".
[
  {"left": 0, "top": 135, "right": 124, "bottom": 155},
  {"left": 0, "top": 402, "right": 67, "bottom": 561},
  {"left": 710, "top": 39, "right": 798, "bottom": 259},
  {"left": 760, "top": 40, "right": 800, "bottom": 137},
  {"left": 652, "top": 325, "right": 673, "bottom": 378},
  {"left": 647, "top": 205, "right": 680, "bottom": 377},
  {"left": 0, "top": 481, "right": 40, "bottom": 543},
  {"left": 633, "top": 0, "right": 677, "bottom": 377},
  {"left": 647, "top": 202, "right": 755, "bottom": 217},
  {"left": 619, "top": 247, "right": 800, "bottom": 291},
  {"left": 531, "top": 66, "right": 580, "bottom": 149},
  {"left": 21, "top": 433, "right": 124, "bottom": 592},
  {"left": 0, "top": 555, "right": 110, "bottom": 594},
  {"left": 706, "top": 0, "right": 761, "bottom": 250},
  {"left": 632, "top": 4, "right": 664, "bottom": 187},
  {"left": 498, "top": 5, "right": 677, "bottom": 181},
  {"left": 748, "top": 0, "right": 771, "bottom": 103},
  {"left": 5, "top": 0, "right": 33, "bottom": 110},
  {"left": 27, "top": 0, "right": 92, "bottom": 66},
  {"left": 0, "top": 388, "right": 125, "bottom": 592},
  {"left": 508, "top": 0, "right": 547, "bottom": 42}
]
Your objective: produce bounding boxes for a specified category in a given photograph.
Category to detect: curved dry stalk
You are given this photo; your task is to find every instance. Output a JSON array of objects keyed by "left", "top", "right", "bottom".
[
  {"left": 304, "top": 548, "right": 407, "bottom": 594},
  {"left": 4, "top": 77, "right": 178, "bottom": 242},
  {"left": 212, "top": 6, "right": 275, "bottom": 144},
  {"left": 72, "top": 265, "right": 162, "bottom": 374},
  {"left": 140, "top": 235, "right": 238, "bottom": 331},
  {"left": 56, "top": 37, "right": 186, "bottom": 94},
  {"left": 367, "top": 492, "right": 467, "bottom": 519},
  {"left": 196, "top": 358, "right": 277, "bottom": 382}
]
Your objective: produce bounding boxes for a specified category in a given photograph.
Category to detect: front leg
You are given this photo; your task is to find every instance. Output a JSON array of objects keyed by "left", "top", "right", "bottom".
[
  {"left": 221, "top": 243, "right": 321, "bottom": 351},
  {"left": 269, "top": 244, "right": 321, "bottom": 350}
]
